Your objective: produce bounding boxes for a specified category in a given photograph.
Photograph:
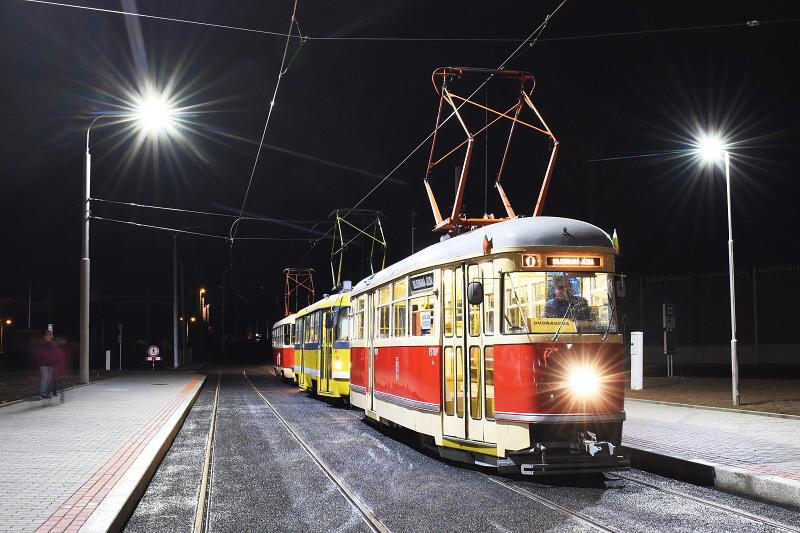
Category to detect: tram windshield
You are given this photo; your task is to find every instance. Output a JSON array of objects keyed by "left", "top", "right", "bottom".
[{"left": 502, "top": 271, "right": 616, "bottom": 334}]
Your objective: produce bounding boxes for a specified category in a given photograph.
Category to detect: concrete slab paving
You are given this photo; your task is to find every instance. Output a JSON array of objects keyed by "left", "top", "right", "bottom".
[
  {"left": 0, "top": 372, "right": 204, "bottom": 533},
  {"left": 623, "top": 398, "right": 800, "bottom": 509}
]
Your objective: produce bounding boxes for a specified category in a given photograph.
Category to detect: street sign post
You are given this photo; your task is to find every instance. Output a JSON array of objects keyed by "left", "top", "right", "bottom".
[{"left": 146, "top": 345, "right": 161, "bottom": 371}]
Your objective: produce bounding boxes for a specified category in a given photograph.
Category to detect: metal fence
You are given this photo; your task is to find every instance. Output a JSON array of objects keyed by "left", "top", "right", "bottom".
[{"left": 619, "top": 265, "right": 800, "bottom": 367}]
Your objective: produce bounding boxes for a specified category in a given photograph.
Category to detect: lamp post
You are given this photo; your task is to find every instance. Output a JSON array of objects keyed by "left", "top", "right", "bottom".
[
  {"left": 0, "top": 319, "right": 11, "bottom": 353},
  {"left": 695, "top": 134, "right": 739, "bottom": 406},
  {"left": 80, "top": 92, "right": 176, "bottom": 383}
]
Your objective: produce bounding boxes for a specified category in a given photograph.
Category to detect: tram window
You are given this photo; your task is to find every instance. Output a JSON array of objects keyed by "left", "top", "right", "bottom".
[
  {"left": 284, "top": 325, "right": 291, "bottom": 345},
  {"left": 352, "top": 297, "right": 365, "bottom": 341},
  {"left": 455, "top": 271, "right": 464, "bottom": 337},
  {"left": 377, "top": 285, "right": 390, "bottom": 306},
  {"left": 455, "top": 346, "right": 464, "bottom": 418},
  {"left": 484, "top": 346, "right": 495, "bottom": 420},
  {"left": 444, "top": 347, "right": 455, "bottom": 416},
  {"left": 410, "top": 295, "right": 435, "bottom": 336},
  {"left": 469, "top": 346, "right": 482, "bottom": 419},
  {"left": 482, "top": 263, "right": 495, "bottom": 335},
  {"left": 336, "top": 308, "right": 350, "bottom": 341},
  {"left": 305, "top": 312, "right": 319, "bottom": 344},
  {"left": 468, "top": 265, "right": 480, "bottom": 337},
  {"left": 392, "top": 300, "right": 407, "bottom": 337},
  {"left": 295, "top": 318, "right": 304, "bottom": 345},
  {"left": 376, "top": 304, "right": 390, "bottom": 339},
  {"left": 443, "top": 270, "right": 454, "bottom": 337},
  {"left": 502, "top": 271, "right": 616, "bottom": 334}
]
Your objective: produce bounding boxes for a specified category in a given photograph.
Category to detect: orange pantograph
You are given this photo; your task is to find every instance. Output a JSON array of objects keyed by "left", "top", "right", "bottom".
[{"left": 424, "top": 67, "right": 559, "bottom": 232}]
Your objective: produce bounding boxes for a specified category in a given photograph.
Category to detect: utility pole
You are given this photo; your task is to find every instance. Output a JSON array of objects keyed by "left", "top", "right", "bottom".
[
  {"left": 27, "top": 280, "right": 32, "bottom": 329},
  {"left": 172, "top": 234, "right": 179, "bottom": 369}
]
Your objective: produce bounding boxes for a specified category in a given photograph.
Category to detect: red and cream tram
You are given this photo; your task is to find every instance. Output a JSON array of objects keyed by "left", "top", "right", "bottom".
[
  {"left": 271, "top": 313, "right": 296, "bottom": 381},
  {"left": 349, "top": 216, "right": 628, "bottom": 475}
]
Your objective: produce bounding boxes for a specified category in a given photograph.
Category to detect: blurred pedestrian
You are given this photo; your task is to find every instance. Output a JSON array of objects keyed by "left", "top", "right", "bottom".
[
  {"left": 32, "top": 332, "right": 54, "bottom": 400},
  {"left": 50, "top": 337, "right": 68, "bottom": 403}
]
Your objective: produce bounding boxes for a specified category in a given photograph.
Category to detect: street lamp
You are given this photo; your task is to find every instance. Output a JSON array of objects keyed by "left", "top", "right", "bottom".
[
  {"left": 693, "top": 132, "right": 739, "bottom": 406},
  {"left": 80, "top": 90, "right": 176, "bottom": 384},
  {"left": 0, "top": 319, "right": 11, "bottom": 353}
]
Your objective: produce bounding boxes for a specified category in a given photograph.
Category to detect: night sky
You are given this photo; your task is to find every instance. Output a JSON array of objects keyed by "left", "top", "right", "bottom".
[{"left": 1, "top": 0, "right": 799, "bottom": 342}]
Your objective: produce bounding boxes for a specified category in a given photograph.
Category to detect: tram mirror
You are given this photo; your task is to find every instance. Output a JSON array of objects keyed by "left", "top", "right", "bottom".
[
  {"left": 324, "top": 312, "right": 334, "bottom": 329},
  {"left": 467, "top": 281, "right": 484, "bottom": 306}
]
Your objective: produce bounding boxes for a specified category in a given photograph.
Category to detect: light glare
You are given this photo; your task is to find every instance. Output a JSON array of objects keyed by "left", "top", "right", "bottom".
[
  {"left": 695, "top": 133, "right": 726, "bottom": 163},
  {"left": 568, "top": 366, "right": 600, "bottom": 397},
  {"left": 133, "top": 91, "right": 176, "bottom": 134}
]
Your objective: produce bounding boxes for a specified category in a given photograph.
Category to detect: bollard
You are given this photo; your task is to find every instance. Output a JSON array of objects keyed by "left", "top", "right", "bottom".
[
  {"left": 105, "top": 350, "right": 111, "bottom": 371},
  {"left": 631, "top": 331, "right": 643, "bottom": 390}
]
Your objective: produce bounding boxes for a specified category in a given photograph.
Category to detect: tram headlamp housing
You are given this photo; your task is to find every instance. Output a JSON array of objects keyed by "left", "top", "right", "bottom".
[
  {"left": 333, "top": 359, "right": 343, "bottom": 371},
  {"left": 567, "top": 366, "right": 600, "bottom": 397}
]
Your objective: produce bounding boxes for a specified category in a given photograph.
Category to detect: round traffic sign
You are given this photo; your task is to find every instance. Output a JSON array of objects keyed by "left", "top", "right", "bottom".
[{"left": 147, "top": 345, "right": 160, "bottom": 357}]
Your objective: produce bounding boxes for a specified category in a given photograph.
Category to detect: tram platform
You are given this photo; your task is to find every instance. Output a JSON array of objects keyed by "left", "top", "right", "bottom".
[
  {"left": 623, "top": 397, "right": 800, "bottom": 510},
  {"left": 0, "top": 372, "right": 204, "bottom": 533}
]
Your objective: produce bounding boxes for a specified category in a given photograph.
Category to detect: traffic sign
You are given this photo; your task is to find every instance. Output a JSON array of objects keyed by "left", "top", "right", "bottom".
[{"left": 147, "top": 345, "right": 160, "bottom": 357}]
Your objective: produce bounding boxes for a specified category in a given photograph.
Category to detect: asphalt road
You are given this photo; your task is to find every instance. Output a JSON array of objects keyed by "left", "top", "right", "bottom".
[{"left": 127, "top": 367, "right": 800, "bottom": 533}]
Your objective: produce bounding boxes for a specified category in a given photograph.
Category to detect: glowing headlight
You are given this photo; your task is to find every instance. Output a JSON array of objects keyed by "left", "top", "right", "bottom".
[
  {"left": 568, "top": 366, "right": 600, "bottom": 397},
  {"left": 333, "top": 359, "right": 343, "bottom": 371}
]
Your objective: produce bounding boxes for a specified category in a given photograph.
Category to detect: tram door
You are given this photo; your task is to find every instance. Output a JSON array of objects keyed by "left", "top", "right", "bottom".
[
  {"left": 442, "top": 264, "right": 489, "bottom": 442},
  {"left": 319, "top": 310, "right": 333, "bottom": 394}
]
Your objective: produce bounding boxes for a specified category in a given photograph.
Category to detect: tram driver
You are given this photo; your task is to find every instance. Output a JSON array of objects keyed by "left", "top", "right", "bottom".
[{"left": 545, "top": 275, "right": 592, "bottom": 320}]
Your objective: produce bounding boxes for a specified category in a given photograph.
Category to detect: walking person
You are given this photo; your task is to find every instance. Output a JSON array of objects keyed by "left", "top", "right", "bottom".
[{"left": 32, "top": 332, "right": 54, "bottom": 400}]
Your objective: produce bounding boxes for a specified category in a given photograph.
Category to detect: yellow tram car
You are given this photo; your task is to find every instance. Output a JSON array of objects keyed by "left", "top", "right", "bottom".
[{"left": 294, "top": 290, "right": 352, "bottom": 399}]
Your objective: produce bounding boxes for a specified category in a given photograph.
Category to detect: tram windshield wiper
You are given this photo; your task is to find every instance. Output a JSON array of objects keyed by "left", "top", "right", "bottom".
[
  {"left": 602, "top": 289, "right": 615, "bottom": 341},
  {"left": 504, "top": 274, "right": 529, "bottom": 334},
  {"left": 551, "top": 300, "right": 574, "bottom": 342}
]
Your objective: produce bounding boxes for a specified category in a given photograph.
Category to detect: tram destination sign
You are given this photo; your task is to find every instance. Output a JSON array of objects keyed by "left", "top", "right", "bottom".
[
  {"left": 409, "top": 272, "right": 434, "bottom": 293},
  {"left": 546, "top": 256, "right": 601, "bottom": 267}
]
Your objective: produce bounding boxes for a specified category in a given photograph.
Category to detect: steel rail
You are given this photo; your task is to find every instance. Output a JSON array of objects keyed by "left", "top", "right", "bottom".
[
  {"left": 193, "top": 372, "right": 221, "bottom": 533},
  {"left": 609, "top": 473, "right": 800, "bottom": 532},
  {"left": 484, "top": 475, "right": 621, "bottom": 532},
  {"left": 243, "top": 370, "right": 390, "bottom": 533}
]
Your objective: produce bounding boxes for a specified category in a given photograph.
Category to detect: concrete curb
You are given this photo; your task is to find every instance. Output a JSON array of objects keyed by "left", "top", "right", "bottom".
[
  {"left": 623, "top": 445, "right": 800, "bottom": 510},
  {"left": 625, "top": 398, "right": 800, "bottom": 421},
  {"left": 80, "top": 374, "right": 207, "bottom": 533}
]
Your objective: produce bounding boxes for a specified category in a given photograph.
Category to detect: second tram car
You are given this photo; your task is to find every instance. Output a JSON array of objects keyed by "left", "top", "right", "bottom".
[
  {"left": 348, "top": 216, "right": 629, "bottom": 475},
  {"left": 271, "top": 314, "right": 296, "bottom": 380},
  {"left": 294, "top": 291, "right": 352, "bottom": 399}
]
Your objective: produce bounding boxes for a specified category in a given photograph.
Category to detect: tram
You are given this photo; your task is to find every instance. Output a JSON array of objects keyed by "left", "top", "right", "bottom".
[
  {"left": 271, "top": 314, "right": 296, "bottom": 381},
  {"left": 294, "top": 291, "right": 352, "bottom": 399},
  {"left": 348, "top": 216, "right": 629, "bottom": 475}
]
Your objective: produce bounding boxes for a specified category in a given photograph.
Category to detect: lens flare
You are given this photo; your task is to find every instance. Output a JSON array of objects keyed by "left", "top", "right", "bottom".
[
  {"left": 695, "top": 133, "right": 727, "bottom": 163},
  {"left": 567, "top": 365, "right": 600, "bottom": 397},
  {"left": 133, "top": 91, "right": 176, "bottom": 134}
]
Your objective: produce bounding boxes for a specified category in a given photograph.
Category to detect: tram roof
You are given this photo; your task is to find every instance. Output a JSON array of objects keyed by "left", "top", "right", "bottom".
[
  {"left": 294, "top": 291, "right": 351, "bottom": 318},
  {"left": 352, "top": 216, "right": 613, "bottom": 295},
  {"left": 273, "top": 313, "right": 296, "bottom": 327}
]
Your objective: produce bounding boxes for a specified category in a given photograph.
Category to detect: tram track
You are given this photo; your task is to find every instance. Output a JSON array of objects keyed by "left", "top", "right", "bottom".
[
  {"left": 484, "top": 475, "right": 622, "bottom": 533},
  {"left": 243, "top": 369, "right": 391, "bottom": 533},
  {"left": 193, "top": 372, "right": 220, "bottom": 533},
  {"left": 608, "top": 473, "right": 800, "bottom": 532}
]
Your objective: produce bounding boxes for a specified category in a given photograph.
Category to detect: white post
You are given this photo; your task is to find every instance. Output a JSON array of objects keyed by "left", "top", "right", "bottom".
[
  {"left": 173, "top": 234, "right": 179, "bottom": 368},
  {"left": 105, "top": 349, "right": 111, "bottom": 371},
  {"left": 80, "top": 143, "right": 91, "bottom": 384},
  {"left": 630, "top": 331, "right": 644, "bottom": 390},
  {"left": 724, "top": 152, "right": 740, "bottom": 406}
]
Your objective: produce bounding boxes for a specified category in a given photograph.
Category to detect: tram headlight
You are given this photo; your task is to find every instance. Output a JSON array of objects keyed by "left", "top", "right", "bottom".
[
  {"left": 333, "top": 359, "right": 343, "bottom": 371},
  {"left": 567, "top": 366, "right": 600, "bottom": 397}
]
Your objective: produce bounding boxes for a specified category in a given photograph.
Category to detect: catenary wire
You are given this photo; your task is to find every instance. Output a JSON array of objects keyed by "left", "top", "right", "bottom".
[
  {"left": 300, "top": 0, "right": 567, "bottom": 262},
  {"left": 91, "top": 215, "right": 319, "bottom": 240},
  {"left": 17, "top": 2, "right": 796, "bottom": 42},
  {"left": 233, "top": 0, "right": 300, "bottom": 241},
  {"left": 91, "top": 197, "right": 325, "bottom": 224}
]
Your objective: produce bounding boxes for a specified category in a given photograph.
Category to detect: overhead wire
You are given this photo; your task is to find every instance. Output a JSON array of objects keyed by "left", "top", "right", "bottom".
[
  {"left": 17, "top": 1, "right": 796, "bottom": 42},
  {"left": 232, "top": 0, "right": 301, "bottom": 241},
  {"left": 91, "top": 215, "right": 321, "bottom": 240},
  {"left": 300, "top": 0, "right": 567, "bottom": 263}
]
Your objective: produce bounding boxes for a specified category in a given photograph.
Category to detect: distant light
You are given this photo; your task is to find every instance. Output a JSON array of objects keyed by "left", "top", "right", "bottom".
[
  {"left": 4, "top": 319, "right": 11, "bottom": 325},
  {"left": 133, "top": 91, "right": 176, "bottom": 134},
  {"left": 695, "top": 133, "right": 726, "bottom": 163},
  {"left": 190, "top": 317, "right": 197, "bottom": 323},
  {"left": 199, "top": 288, "right": 206, "bottom": 294}
]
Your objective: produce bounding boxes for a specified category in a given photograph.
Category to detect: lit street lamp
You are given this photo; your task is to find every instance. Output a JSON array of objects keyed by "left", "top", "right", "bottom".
[
  {"left": 0, "top": 318, "right": 12, "bottom": 353},
  {"left": 694, "top": 133, "right": 739, "bottom": 406},
  {"left": 80, "top": 91, "right": 176, "bottom": 383}
]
